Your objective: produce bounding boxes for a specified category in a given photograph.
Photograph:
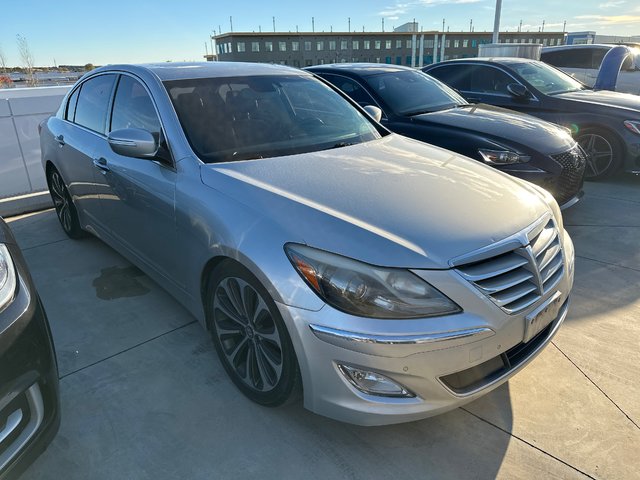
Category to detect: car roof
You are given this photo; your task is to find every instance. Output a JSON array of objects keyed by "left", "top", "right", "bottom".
[
  {"left": 541, "top": 44, "right": 613, "bottom": 52},
  {"left": 425, "top": 57, "right": 539, "bottom": 66},
  {"left": 306, "top": 63, "right": 415, "bottom": 77},
  {"left": 90, "top": 62, "right": 310, "bottom": 81}
]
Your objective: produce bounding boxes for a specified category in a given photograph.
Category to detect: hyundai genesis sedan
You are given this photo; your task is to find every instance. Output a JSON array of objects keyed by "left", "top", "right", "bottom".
[
  {"left": 39, "top": 63, "right": 574, "bottom": 425},
  {"left": 307, "top": 63, "right": 585, "bottom": 208},
  {"left": 0, "top": 218, "right": 60, "bottom": 478}
]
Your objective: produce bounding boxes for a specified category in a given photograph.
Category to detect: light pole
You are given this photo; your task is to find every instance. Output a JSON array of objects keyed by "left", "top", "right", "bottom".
[{"left": 492, "top": 0, "right": 502, "bottom": 44}]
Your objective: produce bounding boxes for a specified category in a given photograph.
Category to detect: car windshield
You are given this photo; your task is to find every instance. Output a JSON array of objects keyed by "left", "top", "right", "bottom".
[
  {"left": 164, "top": 74, "right": 381, "bottom": 163},
  {"left": 364, "top": 70, "right": 467, "bottom": 115},
  {"left": 509, "top": 61, "right": 587, "bottom": 95}
]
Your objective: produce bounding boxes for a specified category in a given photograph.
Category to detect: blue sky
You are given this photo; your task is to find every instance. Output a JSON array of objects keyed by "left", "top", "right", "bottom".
[{"left": 1, "top": 0, "right": 638, "bottom": 66}]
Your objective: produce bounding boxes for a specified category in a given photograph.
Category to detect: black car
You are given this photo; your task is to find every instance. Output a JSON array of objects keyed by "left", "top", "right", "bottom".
[
  {"left": 0, "top": 218, "right": 59, "bottom": 479},
  {"left": 307, "top": 64, "right": 585, "bottom": 207},
  {"left": 423, "top": 58, "right": 640, "bottom": 179}
]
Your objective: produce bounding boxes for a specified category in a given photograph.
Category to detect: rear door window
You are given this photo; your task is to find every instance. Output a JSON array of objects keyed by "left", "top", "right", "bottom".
[
  {"left": 468, "top": 66, "right": 514, "bottom": 95},
  {"left": 320, "top": 74, "right": 379, "bottom": 107},
  {"left": 65, "top": 87, "right": 80, "bottom": 122},
  {"left": 427, "top": 65, "right": 471, "bottom": 91},
  {"left": 74, "top": 74, "right": 117, "bottom": 134}
]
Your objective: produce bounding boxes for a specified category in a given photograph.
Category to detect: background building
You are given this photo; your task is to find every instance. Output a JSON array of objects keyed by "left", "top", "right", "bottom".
[{"left": 212, "top": 30, "right": 566, "bottom": 67}]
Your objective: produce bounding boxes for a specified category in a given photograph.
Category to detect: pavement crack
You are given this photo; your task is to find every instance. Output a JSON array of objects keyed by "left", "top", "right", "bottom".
[
  {"left": 551, "top": 342, "right": 640, "bottom": 431},
  {"left": 460, "top": 407, "right": 596, "bottom": 479},
  {"left": 58, "top": 320, "right": 197, "bottom": 380},
  {"left": 20, "top": 237, "right": 70, "bottom": 252},
  {"left": 575, "top": 254, "right": 640, "bottom": 274}
]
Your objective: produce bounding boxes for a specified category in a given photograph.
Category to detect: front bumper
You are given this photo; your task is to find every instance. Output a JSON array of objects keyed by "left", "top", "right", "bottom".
[
  {"left": 0, "top": 243, "right": 60, "bottom": 480},
  {"left": 278, "top": 232, "right": 574, "bottom": 426}
]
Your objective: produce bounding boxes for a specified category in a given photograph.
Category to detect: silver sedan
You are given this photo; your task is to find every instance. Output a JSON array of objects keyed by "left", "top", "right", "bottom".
[{"left": 39, "top": 62, "right": 574, "bottom": 425}]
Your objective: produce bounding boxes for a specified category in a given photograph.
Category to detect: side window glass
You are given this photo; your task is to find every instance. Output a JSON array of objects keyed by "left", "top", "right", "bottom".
[
  {"left": 65, "top": 87, "right": 80, "bottom": 122},
  {"left": 469, "top": 66, "right": 514, "bottom": 95},
  {"left": 428, "top": 65, "right": 471, "bottom": 91},
  {"left": 74, "top": 75, "right": 117, "bottom": 134},
  {"left": 322, "top": 74, "right": 378, "bottom": 107},
  {"left": 591, "top": 49, "right": 608, "bottom": 69},
  {"left": 110, "top": 76, "right": 161, "bottom": 135}
]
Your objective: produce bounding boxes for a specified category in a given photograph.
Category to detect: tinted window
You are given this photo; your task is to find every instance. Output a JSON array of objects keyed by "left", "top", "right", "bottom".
[
  {"left": 364, "top": 70, "right": 465, "bottom": 114},
  {"left": 591, "top": 48, "right": 608, "bottom": 68},
  {"left": 541, "top": 49, "right": 591, "bottom": 68},
  {"left": 65, "top": 87, "right": 80, "bottom": 121},
  {"left": 111, "top": 76, "right": 161, "bottom": 135},
  {"left": 468, "top": 66, "right": 514, "bottom": 95},
  {"left": 427, "top": 65, "right": 471, "bottom": 91},
  {"left": 165, "top": 75, "right": 381, "bottom": 163},
  {"left": 74, "top": 75, "right": 116, "bottom": 134},
  {"left": 319, "top": 74, "right": 379, "bottom": 107}
]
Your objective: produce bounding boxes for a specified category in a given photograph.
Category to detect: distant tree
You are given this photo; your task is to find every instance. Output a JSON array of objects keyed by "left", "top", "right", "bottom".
[
  {"left": 0, "top": 45, "right": 6, "bottom": 74},
  {"left": 84, "top": 63, "right": 95, "bottom": 71},
  {"left": 16, "top": 34, "right": 36, "bottom": 86}
]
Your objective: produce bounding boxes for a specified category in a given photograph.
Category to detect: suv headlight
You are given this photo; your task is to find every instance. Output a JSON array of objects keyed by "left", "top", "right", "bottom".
[
  {"left": 478, "top": 149, "right": 530, "bottom": 165},
  {"left": 623, "top": 120, "right": 640, "bottom": 136},
  {"left": 285, "top": 244, "right": 461, "bottom": 319},
  {"left": 0, "top": 244, "right": 17, "bottom": 313}
]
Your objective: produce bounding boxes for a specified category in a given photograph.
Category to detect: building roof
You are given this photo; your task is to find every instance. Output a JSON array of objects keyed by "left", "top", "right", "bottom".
[{"left": 213, "top": 31, "right": 566, "bottom": 40}]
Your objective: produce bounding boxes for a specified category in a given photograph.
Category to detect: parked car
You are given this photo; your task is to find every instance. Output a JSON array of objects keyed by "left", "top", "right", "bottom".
[
  {"left": 424, "top": 58, "right": 640, "bottom": 179},
  {"left": 40, "top": 62, "right": 575, "bottom": 426},
  {"left": 0, "top": 218, "right": 59, "bottom": 479},
  {"left": 307, "top": 63, "right": 585, "bottom": 208},
  {"left": 541, "top": 44, "right": 640, "bottom": 95}
]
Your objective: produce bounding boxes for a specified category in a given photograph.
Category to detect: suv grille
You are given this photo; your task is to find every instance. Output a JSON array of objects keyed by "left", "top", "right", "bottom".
[
  {"left": 550, "top": 146, "right": 586, "bottom": 206},
  {"left": 454, "top": 216, "right": 564, "bottom": 314}
]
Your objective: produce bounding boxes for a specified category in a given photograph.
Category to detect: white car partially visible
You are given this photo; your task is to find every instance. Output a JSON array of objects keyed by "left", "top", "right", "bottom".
[{"left": 541, "top": 44, "right": 640, "bottom": 95}]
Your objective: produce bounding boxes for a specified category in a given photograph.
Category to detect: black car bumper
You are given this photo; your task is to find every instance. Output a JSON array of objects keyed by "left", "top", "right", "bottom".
[{"left": 0, "top": 240, "right": 60, "bottom": 480}]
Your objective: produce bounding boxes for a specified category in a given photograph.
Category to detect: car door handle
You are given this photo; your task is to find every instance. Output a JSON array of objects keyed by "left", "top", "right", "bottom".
[
  {"left": 93, "top": 157, "right": 110, "bottom": 172},
  {"left": 55, "top": 134, "right": 65, "bottom": 146}
]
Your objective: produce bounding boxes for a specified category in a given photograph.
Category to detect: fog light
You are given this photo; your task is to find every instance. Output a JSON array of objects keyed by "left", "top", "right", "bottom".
[{"left": 338, "top": 364, "right": 414, "bottom": 398}]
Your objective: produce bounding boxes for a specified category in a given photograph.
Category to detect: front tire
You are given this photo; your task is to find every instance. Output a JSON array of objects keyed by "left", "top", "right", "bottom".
[
  {"left": 47, "top": 166, "right": 85, "bottom": 239},
  {"left": 205, "top": 261, "right": 301, "bottom": 406},
  {"left": 576, "top": 129, "right": 622, "bottom": 180}
]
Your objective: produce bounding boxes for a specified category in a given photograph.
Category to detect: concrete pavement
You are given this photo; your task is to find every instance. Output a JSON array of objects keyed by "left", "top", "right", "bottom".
[{"left": 8, "top": 174, "right": 640, "bottom": 480}]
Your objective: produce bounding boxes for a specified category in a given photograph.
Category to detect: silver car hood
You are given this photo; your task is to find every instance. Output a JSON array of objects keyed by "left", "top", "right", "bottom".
[{"left": 200, "top": 135, "right": 550, "bottom": 269}]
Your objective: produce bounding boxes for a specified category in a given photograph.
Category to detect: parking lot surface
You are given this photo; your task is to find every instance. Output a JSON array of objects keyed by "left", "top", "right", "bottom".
[{"left": 8, "top": 175, "right": 640, "bottom": 480}]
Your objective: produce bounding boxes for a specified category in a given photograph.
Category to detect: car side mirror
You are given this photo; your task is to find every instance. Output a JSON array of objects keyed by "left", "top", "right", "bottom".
[
  {"left": 108, "top": 128, "right": 158, "bottom": 158},
  {"left": 507, "top": 83, "right": 529, "bottom": 99},
  {"left": 363, "top": 105, "right": 383, "bottom": 123}
]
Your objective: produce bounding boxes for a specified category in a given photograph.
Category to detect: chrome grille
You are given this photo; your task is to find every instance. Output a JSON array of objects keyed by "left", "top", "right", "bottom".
[
  {"left": 454, "top": 216, "right": 564, "bottom": 314},
  {"left": 550, "top": 146, "right": 586, "bottom": 206}
]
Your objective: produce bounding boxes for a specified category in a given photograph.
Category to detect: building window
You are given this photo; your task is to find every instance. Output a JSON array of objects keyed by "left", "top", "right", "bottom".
[
  {"left": 543, "top": 38, "right": 548, "bottom": 46},
  {"left": 305, "top": 41, "right": 311, "bottom": 51},
  {"left": 227, "top": 42, "right": 232, "bottom": 53},
  {"left": 536, "top": 38, "right": 540, "bottom": 44},
  {"left": 445, "top": 40, "right": 450, "bottom": 48},
  {"left": 341, "top": 40, "right": 348, "bottom": 50},
  {"left": 353, "top": 40, "right": 359, "bottom": 50},
  {"left": 396, "top": 56, "right": 402, "bottom": 64},
  {"left": 406, "top": 39, "right": 412, "bottom": 48},
  {"left": 341, "top": 58, "right": 347, "bottom": 63},
  {"left": 251, "top": 42, "right": 260, "bottom": 52},
  {"left": 396, "top": 40, "right": 402, "bottom": 48},
  {"left": 375, "top": 40, "right": 381, "bottom": 49},
  {"left": 406, "top": 55, "right": 412, "bottom": 65},
  {"left": 237, "top": 42, "right": 246, "bottom": 52},
  {"left": 385, "top": 40, "right": 392, "bottom": 49},
  {"left": 426, "top": 39, "right": 434, "bottom": 48},
  {"left": 463, "top": 39, "right": 468, "bottom": 48},
  {"left": 265, "top": 41, "right": 273, "bottom": 52},
  {"left": 279, "top": 41, "right": 286, "bottom": 52},
  {"left": 376, "top": 57, "right": 381, "bottom": 63},
  {"left": 364, "top": 40, "right": 370, "bottom": 49},
  {"left": 317, "top": 41, "right": 324, "bottom": 50},
  {"left": 471, "top": 40, "right": 477, "bottom": 47},
  {"left": 529, "top": 38, "right": 534, "bottom": 43},
  {"left": 305, "top": 59, "right": 312, "bottom": 66},
  {"left": 385, "top": 56, "right": 392, "bottom": 64},
  {"left": 454, "top": 39, "right": 460, "bottom": 48},
  {"left": 292, "top": 41, "right": 299, "bottom": 51},
  {"left": 329, "top": 40, "right": 336, "bottom": 50}
]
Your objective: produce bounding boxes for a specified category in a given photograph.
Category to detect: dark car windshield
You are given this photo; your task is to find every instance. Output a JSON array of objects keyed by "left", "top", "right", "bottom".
[
  {"left": 364, "top": 70, "right": 467, "bottom": 115},
  {"left": 509, "top": 61, "right": 587, "bottom": 95},
  {"left": 164, "top": 74, "right": 381, "bottom": 163}
]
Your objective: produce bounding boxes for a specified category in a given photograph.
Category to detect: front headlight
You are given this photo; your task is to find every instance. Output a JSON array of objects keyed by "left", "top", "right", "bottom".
[
  {"left": 285, "top": 244, "right": 461, "bottom": 319},
  {"left": 478, "top": 149, "right": 531, "bottom": 165},
  {"left": 623, "top": 120, "right": 640, "bottom": 136},
  {"left": 0, "top": 244, "right": 17, "bottom": 313}
]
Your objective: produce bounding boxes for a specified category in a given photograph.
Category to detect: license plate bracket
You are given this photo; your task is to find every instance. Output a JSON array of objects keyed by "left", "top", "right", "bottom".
[{"left": 524, "top": 291, "right": 563, "bottom": 343}]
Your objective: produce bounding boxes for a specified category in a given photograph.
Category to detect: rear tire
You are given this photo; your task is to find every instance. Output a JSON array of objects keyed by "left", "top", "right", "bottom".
[
  {"left": 205, "top": 260, "right": 301, "bottom": 407},
  {"left": 576, "top": 128, "right": 622, "bottom": 180},
  {"left": 46, "top": 166, "right": 85, "bottom": 239}
]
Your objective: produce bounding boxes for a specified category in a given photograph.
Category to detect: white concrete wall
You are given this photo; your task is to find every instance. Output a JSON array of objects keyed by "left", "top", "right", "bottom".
[{"left": 0, "top": 86, "right": 70, "bottom": 216}]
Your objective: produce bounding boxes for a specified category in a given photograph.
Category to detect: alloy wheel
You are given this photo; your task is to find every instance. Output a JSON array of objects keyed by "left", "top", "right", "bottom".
[
  {"left": 213, "top": 277, "right": 283, "bottom": 392},
  {"left": 578, "top": 133, "right": 614, "bottom": 179},
  {"left": 50, "top": 170, "right": 72, "bottom": 233}
]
